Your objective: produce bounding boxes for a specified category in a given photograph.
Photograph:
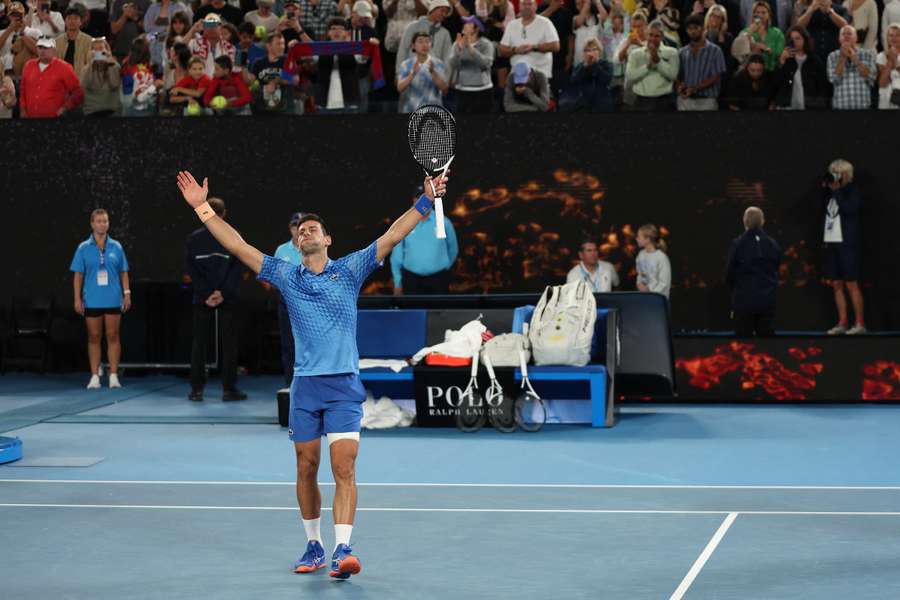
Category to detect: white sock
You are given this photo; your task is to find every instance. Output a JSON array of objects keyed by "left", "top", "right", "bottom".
[
  {"left": 302, "top": 518, "right": 321, "bottom": 543},
  {"left": 334, "top": 524, "right": 353, "bottom": 550}
]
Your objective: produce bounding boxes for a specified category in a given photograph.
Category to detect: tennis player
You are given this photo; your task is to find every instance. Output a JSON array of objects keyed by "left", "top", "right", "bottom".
[{"left": 176, "top": 170, "right": 448, "bottom": 580}]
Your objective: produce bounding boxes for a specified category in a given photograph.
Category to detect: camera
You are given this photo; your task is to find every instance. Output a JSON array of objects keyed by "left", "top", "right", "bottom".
[{"left": 822, "top": 171, "right": 840, "bottom": 184}]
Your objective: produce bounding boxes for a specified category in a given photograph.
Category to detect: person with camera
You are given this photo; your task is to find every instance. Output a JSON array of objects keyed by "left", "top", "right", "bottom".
[
  {"left": 25, "top": 0, "right": 63, "bottom": 39},
  {"left": 821, "top": 159, "right": 866, "bottom": 335},
  {"left": 56, "top": 5, "right": 92, "bottom": 73},
  {"left": 80, "top": 36, "right": 121, "bottom": 115},
  {"left": 794, "top": 0, "right": 848, "bottom": 65},
  {"left": 735, "top": 1, "right": 784, "bottom": 72},
  {"left": 726, "top": 207, "right": 781, "bottom": 338},
  {"left": 143, "top": 0, "right": 193, "bottom": 69},
  {"left": 772, "top": 25, "right": 829, "bottom": 110},
  {"left": 110, "top": 0, "right": 148, "bottom": 61}
]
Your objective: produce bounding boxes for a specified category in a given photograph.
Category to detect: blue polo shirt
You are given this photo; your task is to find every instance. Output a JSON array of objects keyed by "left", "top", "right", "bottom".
[
  {"left": 69, "top": 235, "right": 129, "bottom": 309},
  {"left": 274, "top": 239, "right": 302, "bottom": 266},
  {"left": 258, "top": 242, "right": 382, "bottom": 376}
]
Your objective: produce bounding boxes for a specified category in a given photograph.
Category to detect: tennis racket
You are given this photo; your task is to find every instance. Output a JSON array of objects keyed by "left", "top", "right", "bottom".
[
  {"left": 516, "top": 349, "right": 546, "bottom": 432},
  {"left": 456, "top": 351, "right": 486, "bottom": 433},
  {"left": 483, "top": 355, "right": 517, "bottom": 433},
  {"left": 407, "top": 105, "right": 456, "bottom": 239}
]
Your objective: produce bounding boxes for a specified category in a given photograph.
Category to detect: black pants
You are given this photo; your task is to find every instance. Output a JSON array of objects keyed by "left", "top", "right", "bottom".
[
  {"left": 190, "top": 304, "right": 238, "bottom": 392},
  {"left": 401, "top": 268, "right": 451, "bottom": 294},
  {"left": 455, "top": 89, "right": 494, "bottom": 114},
  {"left": 277, "top": 299, "right": 294, "bottom": 387},
  {"left": 733, "top": 310, "right": 775, "bottom": 338}
]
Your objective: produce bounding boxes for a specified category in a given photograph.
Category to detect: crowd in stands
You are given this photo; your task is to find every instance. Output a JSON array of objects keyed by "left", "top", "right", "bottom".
[{"left": 1, "top": 0, "right": 898, "bottom": 116}]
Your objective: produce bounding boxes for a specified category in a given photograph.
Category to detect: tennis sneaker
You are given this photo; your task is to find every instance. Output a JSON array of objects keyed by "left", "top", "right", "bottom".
[
  {"left": 827, "top": 323, "right": 848, "bottom": 335},
  {"left": 846, "top": 324, "right": 867, "bottom": 335},
  {"left": 109, "top": 374, "right": 122, "bottom": 389},
  {"left": 329, "top": 544, "right": 361, "bottom": 580},
  {"left": 293, "top": 540, "right": 326, "bottom": 573},
  {"left": 86, "top": 375, "right": 101, "bottom": 389}
]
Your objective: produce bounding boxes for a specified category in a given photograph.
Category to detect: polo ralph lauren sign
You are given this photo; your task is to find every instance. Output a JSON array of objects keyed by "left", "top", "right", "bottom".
[{"left": 413, "top": 365, "right": 516, "bottom": 427}]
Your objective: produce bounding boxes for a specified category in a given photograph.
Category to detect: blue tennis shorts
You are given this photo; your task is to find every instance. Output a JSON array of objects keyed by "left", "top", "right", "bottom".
[{"left": 288, "top": 373, "right": 366, "bottom": 442}]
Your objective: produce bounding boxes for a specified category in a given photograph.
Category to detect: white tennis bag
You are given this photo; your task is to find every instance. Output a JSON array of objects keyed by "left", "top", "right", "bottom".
[
  {"left": 528, "top": 280, "right": 596, "bottom": 366},
  {"left": 481, "top": 332, "right": 530, "bottom": 367}
]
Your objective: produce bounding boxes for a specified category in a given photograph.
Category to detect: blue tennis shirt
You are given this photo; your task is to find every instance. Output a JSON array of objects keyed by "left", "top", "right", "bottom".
[
  {"left": 69, "top": 235, "right": 129, "bottom": 309},
  {"left": 274, "top": 239, "right": 302, "bottom": 266},
  {"left": 258, "top": 241, "right": 382, "bottom": 376}
]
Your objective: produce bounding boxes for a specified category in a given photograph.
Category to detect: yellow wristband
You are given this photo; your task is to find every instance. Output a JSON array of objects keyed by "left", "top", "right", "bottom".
[{"left": 195, "top": 202, "right": 216, "bottom": 223}]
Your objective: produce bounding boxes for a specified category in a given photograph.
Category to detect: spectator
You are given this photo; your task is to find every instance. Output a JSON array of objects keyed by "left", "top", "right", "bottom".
[
  {"left": 841, "top": 0, "right": 876, "bottom": 51},
  {"left": 738, "top": 0, "right": 793, "bottom": 32},
  {"left": 704, "top": 4, "right": 734, "bottom": 69},
  {"left": 827, "top": 24, "right": 874, "bottom": 109},
  {"left": 121, "top": 36, "right": 156, "bottom": 115},
  {"left": 109, "top": 0, "right": 150, "bottom": 63},
  {"left": 185, "top": 197, "right": 246, "bottom": 402},
  {"left": 537, "top": 0, "right": 573, "bottom": 97},
  {"left": 566, "top": 240, "right": 619, "bottom": 292},
  {"left": 77, "top": 0, "right": 111, "bottom": 39},
  {"left": 773, "top": 25, "right": 829, "bottom": 109},
  {"left": 1, "top": 2, "right": 34, "bottom": 78},
  {"left": 614, "top": 9, "right": 647, "bottom": 107},
  {"left": 676, "top": 13, "right": 725, "bottom": 110},
  {"left": 725, "top": 206, "right": 781, "bottom": 337},
  {"left": 0, "top": 67, "right": 15, "bottom": 117},
  {"left": 276, "top": 0, "right": 314, "bottom": 45},
  {"left": 822, "top": 159, "right": 865, "bottom": 335},
  {"left": 70, "top": 208, "right": 131, "bottom": 390},
  {"left": 274, "top": 212, "right": 303, "bottom": 388},
  {"left": 297, "top": 0, "right": 339, "bottom": 40},
  {"left": 390, "top": 186, "right": 458, "bottom": 294},
  {"left": 10, "top": 18, "right": 39, "bottom": 79},
  {"left": 876, "top": 23, "right": 900, "bottom": 110},
  {"left": 56, "top": 5, "right": 92, "bottom": 74},
  {"left": 635, "top": 223, "right": 670, "bottom": 298},
  {"left": 170, "top": 55, "right": 210, "bottom": 113},
  {"left": 80, "top": 36, "right": 121, "bottom": 115},
  {"left": 625, "top": 19, "right": 679, "bottom": 111},
  {"left": 477, "top": 0, "right": 514, "bottom": 86},
  {"left": 601, "top": 8, "right": 630, "bottom": 106},
  {"left": 164, "top": 11, "right": 192, "bottom": 48},
  {"left": 195, "top": 0, "right": 243, "bottom": 27},
  {"left": 734, "top": 1, "right": 784, "bottom": 71},
  {"left": 571, "top": 0, "right": 606, "bottom": 72},
  {"left": 499, "top": 0, "right": 560, "bottom": 82},
  {"left": 190, "top": 13, "right": 236, "bottom": 77},
  {"left": 398, "top": 0, "right": 453, "bottom": 66},
  {"left": 504, "top": 59, "right": 550, "bottom": 110},
  {"left": 25, "top": 0, "right": 64, "bottom": 39},
  {"left": 725, "top": 53, "right": 772, "bottom": 109},
  {"left": 635, "top": 0, "right": 680, "bottom": 46},
  {"left": 385, "top": 0, "right": 427, "bottom": 58},
  {"left": 245, "top": 0, "right": 280, "bottom": 34},
  {"left": 885, "top": 0, "right": 900, "bottom": 50},
  {"left": 349, "top": 1, "right": 378, "bottom": 112},
  {"left": 568, "top": 38, "right": 613, "bottom": 111},
  {"left": 144, "top": 0, "right": 193, "bottom": 69},
  {"left": 794, "top": 0, "right": 849, "bottom": 65},
  {"left": 249, "top": 31, "right": 293, "bottom": 114},
  {"left": 204, "top": 54, "right": 252, "bottom": 113},
  {"left": 397, "top": 31, "right": 449, "bottom": 112},
  {"left": 313, "top": 17, "right": 363, "bottom": 112},
  {"left": 449, "top": 16, "right": 494, "bottom": 113},
  {"left": 20, "top": 36, "right": 83, "bottom": 117},
  {"left": 234, "top": 21, "right": 265, "bottom": 70},
  {"left": 340, "top": 0, "right": 379, "bottom": 21},
  {"left": 158, "top": 39, "right": 190, "bottom": 113}
]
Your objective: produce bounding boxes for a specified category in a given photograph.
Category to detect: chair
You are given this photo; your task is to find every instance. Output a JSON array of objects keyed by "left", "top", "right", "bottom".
[{"left": 1, "top": 296, "right": 55, "bottom": 374}]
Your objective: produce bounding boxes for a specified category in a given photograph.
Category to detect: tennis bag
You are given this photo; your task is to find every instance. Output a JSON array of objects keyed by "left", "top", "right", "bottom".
[
  {"left": 481, "top": 333, "right": 530, "bottom": 367},
  {"left": 528, "top": 280, "right": 596, "bottom": 366}
]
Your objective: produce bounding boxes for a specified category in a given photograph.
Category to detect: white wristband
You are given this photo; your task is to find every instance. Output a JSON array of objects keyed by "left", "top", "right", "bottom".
[{"left": 123, "top": 290, "right": 131, "bottom": 295}]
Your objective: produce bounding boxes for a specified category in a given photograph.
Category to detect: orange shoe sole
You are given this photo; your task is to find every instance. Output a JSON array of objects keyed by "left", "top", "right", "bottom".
[
  {"left": 329, "top": 556, "right": 361, "bottom": 578},
  {"left": 294, "top": 563, "right": 327, "bottom": 574}
]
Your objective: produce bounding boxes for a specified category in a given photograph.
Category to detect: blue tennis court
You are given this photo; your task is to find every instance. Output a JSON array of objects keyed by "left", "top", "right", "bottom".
[{"left": 2, "top": 374, "right": 900, "bottom": 600}]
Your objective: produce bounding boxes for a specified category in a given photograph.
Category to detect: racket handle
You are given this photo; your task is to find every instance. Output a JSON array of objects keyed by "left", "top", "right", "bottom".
[
  {"left": 519, "top": 350, "right": 529, "bottom": 377},
  {"left": 483, "top": 354, "right": 496, "bottom": 379},
  {"left": 434, "top": 197, "right": 447, "bottom": 239},
  {"left": 470, "top": 350, "right": 480, "bottom": 377}
]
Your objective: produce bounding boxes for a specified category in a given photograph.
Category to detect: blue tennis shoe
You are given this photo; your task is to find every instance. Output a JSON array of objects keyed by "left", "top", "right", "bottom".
[
  {"left": 329, "top": 544, "right": 361, "bottom": 579},
  {"left": 293, "top": 540, "right": 326, "bottom": 573}
]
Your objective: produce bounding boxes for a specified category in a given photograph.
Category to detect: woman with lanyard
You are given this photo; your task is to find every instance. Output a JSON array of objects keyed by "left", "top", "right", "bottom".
[{"left": 70, "top": 209, "right": 131, "bottom": 389}]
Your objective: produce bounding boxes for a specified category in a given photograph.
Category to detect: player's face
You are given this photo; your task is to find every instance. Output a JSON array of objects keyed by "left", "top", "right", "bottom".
[{"left": 297, "top": 221, "right": 331, "bottom": 254}]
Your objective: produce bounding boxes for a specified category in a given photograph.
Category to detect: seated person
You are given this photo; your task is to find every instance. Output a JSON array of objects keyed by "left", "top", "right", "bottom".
[
  {"left": 203, "top": 54, "right": 252, "bottom": 114},
  {"left": 171, "top": 56, "right": 212, "bottom": 114},
  {"left": 503, "top": 61, "right": 550, "bottom": 112}
]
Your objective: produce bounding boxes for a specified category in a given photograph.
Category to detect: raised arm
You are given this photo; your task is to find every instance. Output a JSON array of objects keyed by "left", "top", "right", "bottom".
[
  {"left": 376, "top": 173, "right": 448, "bottom": 263},
  {"left": 176, "top": 171, "right": 265, "bottom": 274}
]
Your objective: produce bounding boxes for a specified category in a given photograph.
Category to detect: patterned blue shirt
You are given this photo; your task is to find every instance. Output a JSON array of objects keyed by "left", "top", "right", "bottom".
[
  {"left": 69, "top": 235, "right": 129, "bottom": 309},
  {"left": 397, "top": 56, "right": 447, "bottom": 114},
  {"left": 257, "top": 242, "right": 382, "bottom": 376}
]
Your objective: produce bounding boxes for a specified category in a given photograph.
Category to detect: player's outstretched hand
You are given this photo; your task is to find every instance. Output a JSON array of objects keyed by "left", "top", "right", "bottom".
[
  {"left": 177, "top": 171, "right": 209, "bottom": 209},
  {"left": 424, "top": 171, "right": 449, "bottom": 201}
]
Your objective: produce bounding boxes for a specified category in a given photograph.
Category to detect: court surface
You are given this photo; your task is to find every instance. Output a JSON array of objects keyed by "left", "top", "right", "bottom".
[{"left": 2, "top": 374, "right": 900, "bottom": 600}]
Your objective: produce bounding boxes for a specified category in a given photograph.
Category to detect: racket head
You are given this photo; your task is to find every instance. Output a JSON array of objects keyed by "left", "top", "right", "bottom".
[
  {"left": 407, "top": 105, "right": 457, "bottom": 177},
  {"left": 515, "top": 389, "right": 546, "bottom": 432},
  {"left": 456, "top": 388, "right": 487, "bottom": 433},
  {"left": 486, "top": 386, "right": 518, "bottom": 433}
]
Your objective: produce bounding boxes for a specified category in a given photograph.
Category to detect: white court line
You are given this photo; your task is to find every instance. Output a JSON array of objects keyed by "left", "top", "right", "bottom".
[
  {"left": 669, "top": 512, "right": 738, "bottom": 600},
  {"left": 2, "top": 504, "right": 900, "bottom": 516},
  {"left": 2, "top": 479, "right": 900, "bottom": 490}
]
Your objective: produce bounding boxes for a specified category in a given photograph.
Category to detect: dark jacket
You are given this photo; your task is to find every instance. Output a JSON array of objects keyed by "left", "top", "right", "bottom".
[
  {"left": 822, "top": 183, "right": 861, "bottom": 247},
  {"left": 726, "top": 69, "right": 773, "bottom": 110},
  {"left": 773, "top": 54, "right": 829, "bottom": 109},
  {"left": 726, "top": 227, "right": 782, "bottom": 313},
  {"left": 570, "top": 60, "right": 614, "bottom": 113},
  {"left": 314, "top": 54, "right": 361, "bottom": 109},
  {"left": 185, "top": 228, "right": 244, "bottom": 306}
]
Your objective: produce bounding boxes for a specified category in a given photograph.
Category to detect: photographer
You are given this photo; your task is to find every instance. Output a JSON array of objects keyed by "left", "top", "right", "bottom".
[
  {"left": 25, "top": 0, "right": 64, "bottom": 39},
  {"left": 110, "top": 0, "right": 149, "bottom": 62},
  {"left": 80, "top": 36, "right": 121, "bottom": 115},
  {"left": 726, "top": 207, "right": 781, "bottom": 338},
  {"left": 822, "top": 159, "right": 866, "bottom": 335}
]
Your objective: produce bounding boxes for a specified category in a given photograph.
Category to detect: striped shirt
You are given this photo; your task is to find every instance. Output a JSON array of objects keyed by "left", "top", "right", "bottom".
[
  {"left": 397, "top": 56, "right": 448, "bottom": 114},
  {"left": 678, "top": 41, "right": 726, "bottom": 98},
  {"left": 827, "top": 48, "right": 876, "bottom": 110}
]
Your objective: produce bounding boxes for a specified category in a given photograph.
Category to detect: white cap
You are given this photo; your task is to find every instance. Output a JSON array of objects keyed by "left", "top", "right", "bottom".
[
  {"left": 352, "top": 0, "right": 372, "bottom": 18},
  {"left": 428, "top": 0, "right": 451, "bottom": 12},
  {"left": 36, "top": 36, "right": 56, "bottom": 48}
]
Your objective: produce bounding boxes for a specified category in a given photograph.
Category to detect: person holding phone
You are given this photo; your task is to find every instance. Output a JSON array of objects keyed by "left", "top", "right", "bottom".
[
  {"left": 80, "top": 36, "right": 121, "bottom": 115},
  {"left": 773, "top": 25, "right": 828, "bottom": 109},
  {"left": 736, "top": 1, "right": 784, "bottom": 71}
]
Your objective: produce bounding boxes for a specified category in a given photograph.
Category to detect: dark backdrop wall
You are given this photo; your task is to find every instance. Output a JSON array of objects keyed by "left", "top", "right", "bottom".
[{"left": 2, "top": 113, "right": 899, "bottom": 334}]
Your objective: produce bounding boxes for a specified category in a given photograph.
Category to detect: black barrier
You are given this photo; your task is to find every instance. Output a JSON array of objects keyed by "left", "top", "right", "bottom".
[{"left": 2, "top": 113, "right": 899, "bottom": 335}]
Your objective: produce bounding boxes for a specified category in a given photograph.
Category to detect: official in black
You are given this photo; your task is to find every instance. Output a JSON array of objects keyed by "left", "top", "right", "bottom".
[
  {"left": 726, "top": 206, "right": 782, "bottom": 337},
  {"left": 185, "top": 197, "right": 246, "bottom": 401}
]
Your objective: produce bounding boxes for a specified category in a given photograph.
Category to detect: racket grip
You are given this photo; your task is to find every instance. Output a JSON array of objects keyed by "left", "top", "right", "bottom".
[
  {"left": 470, "top": 350, "right": 480, "bottom": 377},
  {"left": 483, "top": 355, "right": 496, "bottom": 379},
  {"left": 434, "top": 197, "right": 447, "bottom": 239},
  {"left": 519, "top": 350, "right": 529, "bottom": 377}
]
